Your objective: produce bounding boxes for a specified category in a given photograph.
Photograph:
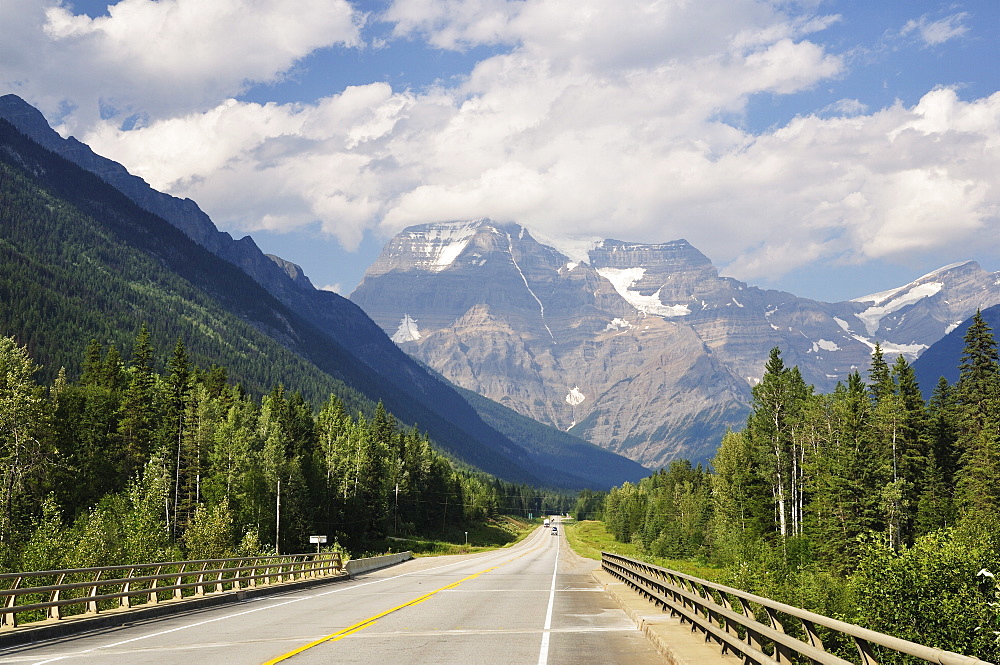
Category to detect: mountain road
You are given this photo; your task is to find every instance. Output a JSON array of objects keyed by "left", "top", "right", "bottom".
[{"left": 0, "top": 523, "right": 663, "bottom": 665}]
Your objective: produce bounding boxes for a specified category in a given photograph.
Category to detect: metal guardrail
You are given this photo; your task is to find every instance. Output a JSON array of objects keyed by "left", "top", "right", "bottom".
[
  {"left": 601, "top": 552, "right": 993, "bottom": 665},
  {"left": 0, "top": 552, "right": 343, "bottom": 629}
]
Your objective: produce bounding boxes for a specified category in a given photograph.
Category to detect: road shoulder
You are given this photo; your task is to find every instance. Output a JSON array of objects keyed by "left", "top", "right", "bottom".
[{"left": 592, "top": 568, "right": 738, "bottom": 665}]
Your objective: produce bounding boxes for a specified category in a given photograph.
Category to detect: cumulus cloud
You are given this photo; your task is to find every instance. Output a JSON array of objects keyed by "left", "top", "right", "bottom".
[
  {"left": 0, "top": 0, "right": 363, "bottom": 131},
  {"left": 5, "top": 0, "right": 998, "bottom": 287}
]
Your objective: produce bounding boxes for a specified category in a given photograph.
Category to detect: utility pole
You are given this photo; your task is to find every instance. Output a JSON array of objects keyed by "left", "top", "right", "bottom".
[
  {"left": 394, "top": 483, "right": 399, "bottom": 534},
  {"left": 275, "top": 479, "right": 281, "bottom": 555}
]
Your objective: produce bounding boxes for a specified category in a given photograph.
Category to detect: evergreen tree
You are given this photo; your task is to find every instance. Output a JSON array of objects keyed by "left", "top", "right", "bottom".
[
  {"left": 954, "top": 311, "right": 1000, "bottom": 518},
  {"left": 919, "top": 376, "right": 959, "bottom": 534},
  {"left": 118, "top": 325, "right": 160, "bottom": 480},
  {"left": 891, "top": 355, "right": 928, "bottom": 545},
  {"left": 712, "top": 429, "right": 771, "bottom": 557},
  {"left": 809, "top": 373, "right": 881, "bottom": 572}
]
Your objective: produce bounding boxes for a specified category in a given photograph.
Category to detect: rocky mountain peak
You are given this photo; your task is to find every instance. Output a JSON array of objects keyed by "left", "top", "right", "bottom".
[
  {"left": 590, "top": 238, "right": 712, "bottom": 270},
  {"left": 352, "top": 218, "right": 1000, "bottom": 467}
]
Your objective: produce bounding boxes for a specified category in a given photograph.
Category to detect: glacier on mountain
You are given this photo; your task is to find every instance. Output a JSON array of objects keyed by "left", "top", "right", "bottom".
[
  {"left": 853, "top": 281, "right": 944, "bottom": 335},
  {"left": 396, "top": 219, "right": 484, "bottom": 272},
  {"left": 351, "top": 218, "right": 1000, "bottom": 468},
  {"left": 596, "top": 267, "right": 692, "bottom": 317}
]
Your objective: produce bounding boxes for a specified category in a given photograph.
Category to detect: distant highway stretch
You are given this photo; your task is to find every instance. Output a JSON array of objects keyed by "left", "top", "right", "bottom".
[{"left": 0, "top": 523, "right": 663, "bottom": 665}]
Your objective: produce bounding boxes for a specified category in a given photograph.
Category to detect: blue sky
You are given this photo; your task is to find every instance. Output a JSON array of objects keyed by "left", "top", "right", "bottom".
[{"left": 2, "top": 0, "right": 998, "bottom": 301}]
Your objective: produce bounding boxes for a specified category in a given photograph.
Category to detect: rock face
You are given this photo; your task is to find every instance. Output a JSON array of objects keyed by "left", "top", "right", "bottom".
[{"left": 351, "top": 219, "right": 1000, "bottom": 467}]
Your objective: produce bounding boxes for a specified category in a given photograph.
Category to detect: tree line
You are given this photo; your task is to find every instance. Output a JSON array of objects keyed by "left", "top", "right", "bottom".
[
  {"left": 599, "top": 312, "right": 1000, "bottom": 660},
  {"left": 0, "top": 327, "right": 570, "bottom": 574}
]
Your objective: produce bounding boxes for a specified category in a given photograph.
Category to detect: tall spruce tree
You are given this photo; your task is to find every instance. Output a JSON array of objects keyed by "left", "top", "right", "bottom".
[
  {"left": 118, "top": 325, "right": 160, "bottom": 481},
  {"left": 954, "top": 311, "right": 1000, "bottom": 518}
]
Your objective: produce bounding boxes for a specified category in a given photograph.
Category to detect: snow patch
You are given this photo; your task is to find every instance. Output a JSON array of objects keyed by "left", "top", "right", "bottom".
[
  {"left": 402, "top": 220, "right": 483, "bottom": 272},
  {"left": 732, "top": 297, "right": 744, "bottom": 308},
  {"left": 849, "top": 334, "right": 927, "bottom": 357},
  {"left": 597, "top": 267, "right": 691, "bottom": 317},
  {"left": 566, "top": 386, "right": 586, "bottom": 406},
  {"left": 853, "top": 262, "right": 968, "bottom": 305},
  {"left": 811, "top": 339, "right": 840, "bottom": 353},
  {"left": 945, "top": 320, "right": 963, "bottom": 335},
  {"left": 854, "top": 282, "right": 943, "bottom": 335},
  {"left": 833, "top": 317, "right": 851, "bottom": 332},
  {"left": 606, "top": 318, "right": 633, "bottom": 331},
  {"left": 391, "top": 314, "right": 421, "bottom": 343}
]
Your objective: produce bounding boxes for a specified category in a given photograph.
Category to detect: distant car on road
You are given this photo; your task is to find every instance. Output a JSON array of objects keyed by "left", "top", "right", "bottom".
[{"left": 551, "top": 526, "right": 558, "bottom": 534}]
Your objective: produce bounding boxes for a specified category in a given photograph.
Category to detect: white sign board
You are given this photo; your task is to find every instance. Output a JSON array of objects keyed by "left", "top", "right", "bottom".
[{"left": 309, "top": 535, "right": 327, "bottom": 544}]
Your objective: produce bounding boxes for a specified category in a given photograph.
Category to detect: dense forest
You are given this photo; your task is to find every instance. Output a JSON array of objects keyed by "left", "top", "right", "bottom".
[
  {"left": 599, "top": 312, "right": 1000, "bottom": 660},
  {"left": 0, "top": 329, "right": 570, "bottom": 574}
]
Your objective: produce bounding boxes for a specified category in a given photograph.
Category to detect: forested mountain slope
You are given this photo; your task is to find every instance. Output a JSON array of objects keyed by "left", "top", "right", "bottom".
[
  {"left": 0, "top": 117, "right": 603, "bottom": 487},
  {"left": 0, "top": 95, "right": 645, "bottom": 489}
]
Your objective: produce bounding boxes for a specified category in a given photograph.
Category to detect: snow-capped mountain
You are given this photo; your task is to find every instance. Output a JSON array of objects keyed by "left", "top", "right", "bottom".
[{"left": 351, "top": 219, "right": 1000, "bottom": 467}]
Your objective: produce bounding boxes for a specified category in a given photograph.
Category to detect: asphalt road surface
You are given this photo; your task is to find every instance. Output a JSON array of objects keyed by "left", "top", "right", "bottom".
[{"left": 0, "top": 522, "right": 663, "bottom": 665}]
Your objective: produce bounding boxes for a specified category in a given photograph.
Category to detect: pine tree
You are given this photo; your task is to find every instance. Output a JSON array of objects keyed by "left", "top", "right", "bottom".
[
  {"left": 80, "top": 339, "right": 104, "bottom": 387},
  {"left": 809, "top": 373, "right": 881, "bottom": 572},
  {"left": 954, "top": 311, "right": 1000, "bottom": 518},
  {"left": 891, "top": 355, "right": 928, "bottom": 544},
  {"left": 118, "top": 325, "right": 160, "bottom": 480},
  {"left": 916, "top": 378, "right": 958, "bottom": 534}
]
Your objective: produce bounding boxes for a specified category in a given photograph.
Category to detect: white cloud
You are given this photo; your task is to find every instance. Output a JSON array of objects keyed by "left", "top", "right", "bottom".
[
  {"left": 901, "top": 12, "right": 969, "bottom": 47},
  {"left": 1, "top": 0, "right": 363, "bottom": 131},
  {"left": 5, "top": 0, "right": 998, "bottom": 288}
]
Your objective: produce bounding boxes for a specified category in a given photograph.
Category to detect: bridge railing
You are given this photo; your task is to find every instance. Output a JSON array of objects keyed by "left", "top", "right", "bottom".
[
  {"left": 0, "top": 552, "right": 342, "bottom": 629},
  {"left": 601, "top": 551, "right": 993, "bottom": 665}
]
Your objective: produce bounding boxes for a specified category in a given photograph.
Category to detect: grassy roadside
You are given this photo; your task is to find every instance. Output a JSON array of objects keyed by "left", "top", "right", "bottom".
[
  {"left": 564, "top": 520, "right": 723, "bottom": 581},
  {"left": 377, "top": 516, "right": 537, "bottom": 557}
]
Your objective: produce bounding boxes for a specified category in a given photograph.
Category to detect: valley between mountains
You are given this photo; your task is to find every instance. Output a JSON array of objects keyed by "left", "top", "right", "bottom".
[{"left": 3, "top": 91, "right": 998, "bottom": 473}]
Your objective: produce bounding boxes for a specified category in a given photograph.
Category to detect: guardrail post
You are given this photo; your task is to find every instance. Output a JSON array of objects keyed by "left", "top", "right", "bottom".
[
  {"left": 48, "top": 573, "right": 66, "bottom": 620},
  {"left": 1, "top": 575, "right": 22, "bottom": 627},
  {"left": 174, "top": 564, "right": 186, "bottom": 600},
  {"left": 196, "top": 562, "right": 209, "bottom": 596},
  {"left": 854, "top": 637, "right": 879, "bottom": 665},
  {"left": 801, "top": 618, "right": 824, "bottom": 650},
  {"left": 233, "top": 559, "right": 244, "bottom": 590},
  {"left": 737, "top": 598, "right": 763, "bottom": 651},
  {"left": 121, "top": 568, "right": 135, "bottom": 609},
  {"left": 149, "top": 565, "right": 162, "bottom": 604},
  {"left": 86, "top": 570, "right": 102, "bottom": 615}
]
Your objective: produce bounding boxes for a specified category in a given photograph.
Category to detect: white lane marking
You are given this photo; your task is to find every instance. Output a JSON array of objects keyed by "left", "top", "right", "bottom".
[
  {"left": 21, "top": 540, "right": 538, "bottom": 665},
  {"left": 537, "top": 529, "right": 559, "bottom": 665}
]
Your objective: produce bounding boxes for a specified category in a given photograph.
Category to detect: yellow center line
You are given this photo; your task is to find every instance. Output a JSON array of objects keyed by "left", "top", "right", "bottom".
[{"left": 261, "top": 543, "right": 543, "bottom": 665}]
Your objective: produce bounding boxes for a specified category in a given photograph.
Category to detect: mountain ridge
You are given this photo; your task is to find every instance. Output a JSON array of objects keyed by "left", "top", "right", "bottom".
[
  {"left": 351, "top": 219, "right": 1000, "bottom": 466},
  {"left": 0, "top": 97, "right": 647, "bottom": 488}
]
